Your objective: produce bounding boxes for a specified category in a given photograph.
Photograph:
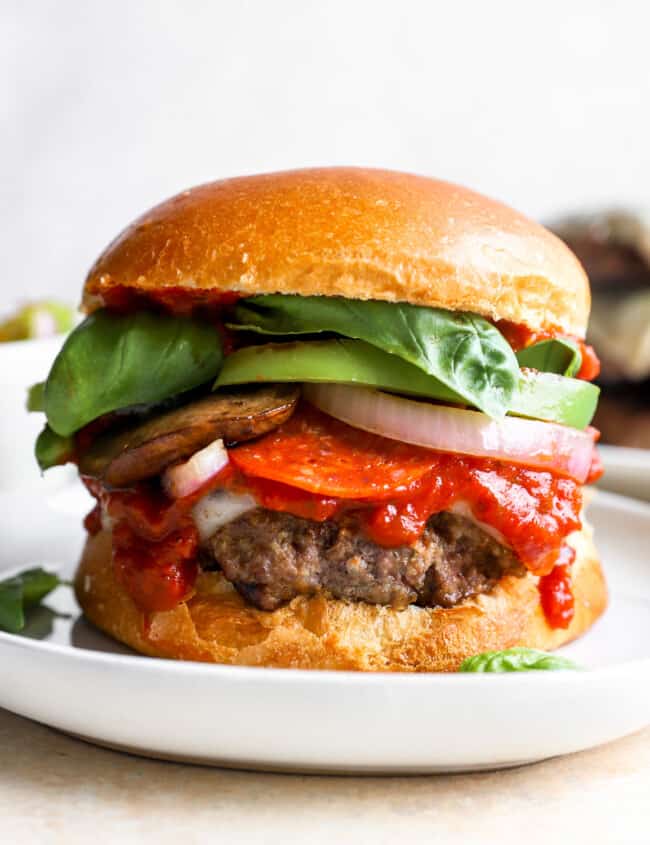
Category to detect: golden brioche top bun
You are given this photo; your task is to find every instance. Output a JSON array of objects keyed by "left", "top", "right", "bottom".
[{"left": 83, "top": 167, "right": 590, "bottom": 337}]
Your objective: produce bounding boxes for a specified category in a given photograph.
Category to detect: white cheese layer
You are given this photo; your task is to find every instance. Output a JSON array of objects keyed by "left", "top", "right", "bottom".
[{"left": 192, "top": 489, "right": 257, "bottom": 541}]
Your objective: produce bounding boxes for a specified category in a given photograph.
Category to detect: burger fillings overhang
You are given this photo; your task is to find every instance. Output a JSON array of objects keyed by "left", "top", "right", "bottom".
[{"left": 29, "top": 293, "right": 601, "bottom": 628}]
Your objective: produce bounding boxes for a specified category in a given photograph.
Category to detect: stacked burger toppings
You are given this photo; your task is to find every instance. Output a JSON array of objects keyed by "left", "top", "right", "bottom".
[{"left": 30, "top": 169, "right": 606, "bottom": 670}]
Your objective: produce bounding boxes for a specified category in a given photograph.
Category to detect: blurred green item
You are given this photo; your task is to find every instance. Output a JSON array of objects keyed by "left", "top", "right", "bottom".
[{"left": 0, "top": 301, "right": 74, "bottom": 342}]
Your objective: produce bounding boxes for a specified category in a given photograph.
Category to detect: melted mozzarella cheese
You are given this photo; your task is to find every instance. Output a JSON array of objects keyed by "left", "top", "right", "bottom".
[{"left": 192, "top": 489, "right": 257, "bottom": 541}]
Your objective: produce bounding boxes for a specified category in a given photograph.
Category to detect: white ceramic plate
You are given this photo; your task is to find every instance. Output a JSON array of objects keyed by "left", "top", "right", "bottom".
[
  {"left": 599, "top": 445, "right": 650, "bottom": 503},
  {"left": 0, "top": 483, "right": 649, "bottom": 773}
]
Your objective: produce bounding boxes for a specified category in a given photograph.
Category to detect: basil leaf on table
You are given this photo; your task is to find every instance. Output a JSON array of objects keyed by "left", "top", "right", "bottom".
[
  {"left": 35, "top": 425, "right": 75, "bottom": 471},
  {"left": 0, "top": 568, "right": 64, "bottom": 634},
  {"left": 459, "top": 647, "right": 581, "bottom": 673},
  {"left": 44, "top": 309, "right": 223, "bottom": 436},
  {"left": 230, "top": 296, "right": 520, "bottom": 418},
  {"left": 516, "top": 338, "right": 582, "bottom": 377}
]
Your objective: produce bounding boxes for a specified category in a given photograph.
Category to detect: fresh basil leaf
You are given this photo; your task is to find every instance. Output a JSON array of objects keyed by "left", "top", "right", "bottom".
[
  {"left": 0, "top": 568, "right": 63, "bottom": 634},
  {"left": 27, "top": 381, "right": 45, "bottom": 412},
  {"left": 44, "top": 309, "right": 223, "bottom": 436},
  {"left": 516, "top": 339, "right": 582, "bottom": 377},
  {"left": 20, "top": 569, "right": 63, "bottom": 607},
  {"left": 35, "top": 425, "right": 74, "bottom": 471},
  {"left": 216, "top": 339, "right": 599, "bottom": 428},
  {"left": 0, "top": 579, "right": 25, "bottom": 633},
  {"left": 230, "top": 296, "right": 520, "bottom": 418},
  {"left": 459, "top": 647, "right": 581, "bottom": 672}
]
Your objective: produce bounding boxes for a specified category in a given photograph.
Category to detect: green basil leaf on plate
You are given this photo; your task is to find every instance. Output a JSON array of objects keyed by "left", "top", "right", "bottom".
[
  {"left": 44, "top": 309, "right": 223, "bottom": 436},
  {"left": 0, "top": 568, "right": 64, "bottom": 634},
  {"left": 516, "top": 338, "right": 582, "bottom": 377},
  {"left": 230, "top": 295, "right": 520, "bottom": 418},
  {"left": 0, "top": 579, "right": 24, "bottom": 634},
  {"left": 459, "top": 647, "right": 581, "bottom": 672}
]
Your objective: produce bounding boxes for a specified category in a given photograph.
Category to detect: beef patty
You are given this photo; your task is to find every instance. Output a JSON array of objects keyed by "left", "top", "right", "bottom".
[{"left": 206, "top": 509, "right": 525, "bottom": 611}]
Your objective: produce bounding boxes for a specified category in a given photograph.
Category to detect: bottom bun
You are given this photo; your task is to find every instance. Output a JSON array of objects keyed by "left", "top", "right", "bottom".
[{"left": 75, "top": 522, "right": 607, "bottom": 672}]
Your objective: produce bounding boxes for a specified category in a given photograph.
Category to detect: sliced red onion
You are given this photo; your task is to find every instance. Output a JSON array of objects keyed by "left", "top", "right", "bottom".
[
  {"left": 163, "top": 438, "right": 229, "bottom": 500},
  {"left": 304, "top": 384, "right": 595, "bottom": 483}
]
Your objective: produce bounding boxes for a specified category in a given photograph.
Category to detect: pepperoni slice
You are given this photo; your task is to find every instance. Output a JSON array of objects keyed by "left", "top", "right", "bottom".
[{"left": 228, "top": 404, "right": 440, "bottom": 498}]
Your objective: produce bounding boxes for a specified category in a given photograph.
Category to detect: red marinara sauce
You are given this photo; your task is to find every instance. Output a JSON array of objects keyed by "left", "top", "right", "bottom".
[
  {"left": 496, "top": 320, "right": 601, "bottom": 381},
  {"left": 227, "top": 405, "right": 588, "bottom": 586},
  {"left": 229, "top": 449, "right": 582, "bottom": 577},
  {"left": 94, "top": 284, "right": 243, "bottom": 317},
  {"left": 82, "top": 472, "right": 230, "bottom": 614},
  {"left": 112, "top": 520, "right": 198, "bottom": 614},
  {"left": 360, "top": 461, "right": 583, "bottom": 578},
  {"left": 538, "top": 545, "right": 577, "bottom": 629},
  {"left": 227, "top": 459, "right": 584, "bottom": 631}
]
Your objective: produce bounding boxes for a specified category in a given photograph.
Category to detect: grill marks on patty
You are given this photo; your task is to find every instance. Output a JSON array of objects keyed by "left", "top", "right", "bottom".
[{"left": 206, "top": 509, "right": 525, "bottom": 612}]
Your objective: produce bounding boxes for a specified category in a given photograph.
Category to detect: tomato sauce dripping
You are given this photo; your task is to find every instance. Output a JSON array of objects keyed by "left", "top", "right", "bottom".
[
  {"left": 576, "top": 343, "right": 601, "bottom": 381},
  {"left": 538, "top": 545, "right": 577, "bottom": 628},
  {"left": 496, "top": 320, "right": 550, "bottom": 351},
  {"left": 496, "top": 320, "right": 600, "bottom": 381},
  {"left": 112, "top": 521, "right": 198, "bottom": 613},
  {"left": 82, "top": 469, "right": 229, "bottom": 614},
  {"left": 83, "top": 503, "right": 102, "bottom": 535}
]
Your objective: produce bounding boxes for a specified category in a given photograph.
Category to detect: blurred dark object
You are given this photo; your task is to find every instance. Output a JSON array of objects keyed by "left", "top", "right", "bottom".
[
  {"left": 594, "top": 383, "right": 650, "bottom": 449},
  {"left": 552, "top": 211, "right": 650, "bottom": 449}
]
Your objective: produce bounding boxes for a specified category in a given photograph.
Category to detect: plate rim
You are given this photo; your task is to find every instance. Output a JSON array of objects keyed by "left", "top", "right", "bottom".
[{"left": 599, "top": 443, "right": 650, "bottom": 468}]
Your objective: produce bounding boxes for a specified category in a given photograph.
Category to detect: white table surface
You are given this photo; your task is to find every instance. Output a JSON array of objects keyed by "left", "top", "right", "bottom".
[{"left": 2, "top": 707, "right": 649, "bottom": 845}]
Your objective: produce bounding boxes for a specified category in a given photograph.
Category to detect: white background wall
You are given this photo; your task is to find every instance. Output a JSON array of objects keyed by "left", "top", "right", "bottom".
[{"left": 2, "top": 0, "right": 649, "bottom": 311}]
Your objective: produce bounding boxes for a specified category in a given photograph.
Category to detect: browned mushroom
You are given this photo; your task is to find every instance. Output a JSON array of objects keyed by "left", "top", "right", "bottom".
[{"left": 78, "top": 385, "right": 300, "bottom": 487}]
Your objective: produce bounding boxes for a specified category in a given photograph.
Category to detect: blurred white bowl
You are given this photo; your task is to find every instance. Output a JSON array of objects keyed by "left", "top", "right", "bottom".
[
  {"left": 0, "top": 335, "right": 74, "bottom": 492},
  {"left": 598, "top": 445, "right": 650, "bottom": 503}
]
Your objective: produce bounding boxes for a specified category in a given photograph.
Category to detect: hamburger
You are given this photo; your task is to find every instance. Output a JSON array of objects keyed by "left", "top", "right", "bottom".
[{"left": 32, "top": 168, "right": 606, "bottom": 671}]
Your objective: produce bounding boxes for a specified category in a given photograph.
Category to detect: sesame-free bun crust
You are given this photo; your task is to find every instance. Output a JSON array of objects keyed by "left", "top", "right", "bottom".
[
  {"left": 84, "top": 168, "right": 590, "bottom": 337},
  {"left": 75, "top": 522, "right": 606, "bottom": 672}
]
